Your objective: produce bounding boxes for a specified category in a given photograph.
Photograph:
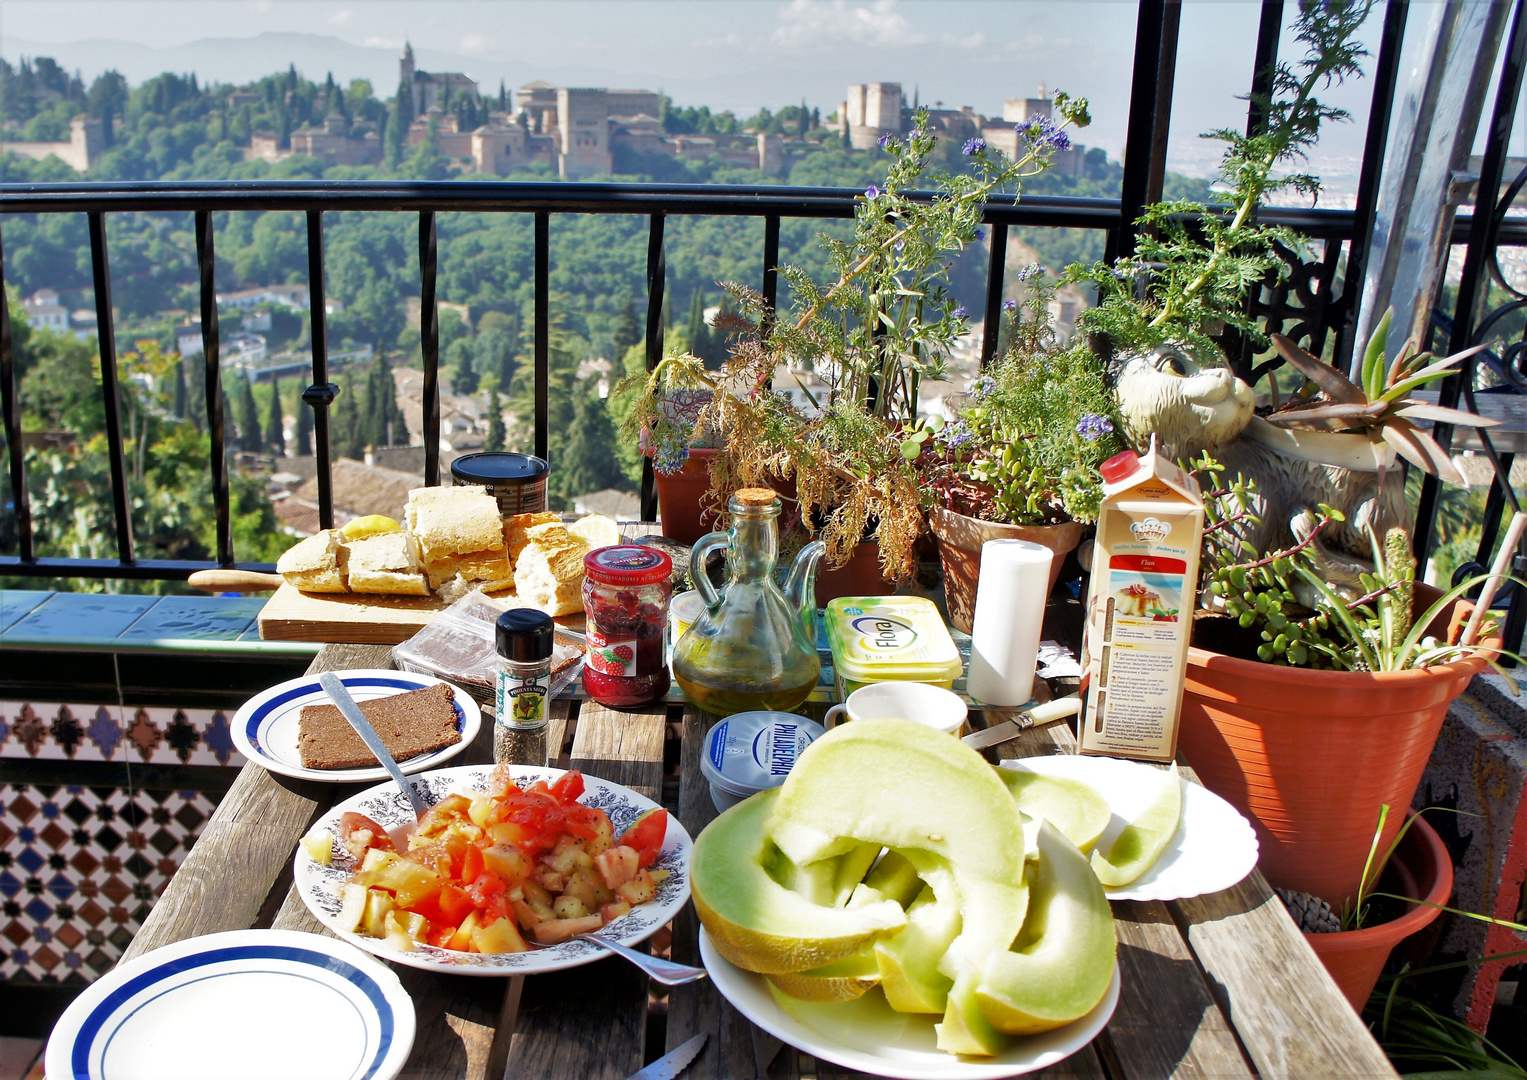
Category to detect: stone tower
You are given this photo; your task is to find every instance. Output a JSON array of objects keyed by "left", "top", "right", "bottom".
[{"left": 401, "top": 42, "right": 417, "bottom": 112}]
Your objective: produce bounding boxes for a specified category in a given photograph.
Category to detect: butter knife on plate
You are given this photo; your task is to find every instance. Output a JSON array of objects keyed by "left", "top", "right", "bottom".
[
  {"left": 624, "top": 1033, "right": 708, "bottom": 1080},
  {"left": 961, "top": 696, "right": 1082, "bottom": 751}
]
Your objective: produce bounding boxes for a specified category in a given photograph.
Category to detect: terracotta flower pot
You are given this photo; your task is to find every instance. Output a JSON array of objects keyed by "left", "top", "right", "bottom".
[
  {"left": 1179, "top": 605, "right": 1493, "bottom": 909},
  {"left": 816, "top": 541, "right": 895, "bottom": 605},
  {"left": 648, "top": 447, "right": 722, "bottom": 546},
  {"left": 928, "top": 505, "right": 1084, "bottom": 633},
  {"left": 1304, "top": 814, "right": 1453, "bottom": 1011}
]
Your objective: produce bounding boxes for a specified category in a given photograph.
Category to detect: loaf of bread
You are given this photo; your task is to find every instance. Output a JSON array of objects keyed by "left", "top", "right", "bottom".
[
  {"left": 514, "top": 531, "right": 590, "bottom": 616},
  {"left": 345, "top": 532, "right": 428, "bottom": 596},
  {"left": 423, "top": 548, "right": 514, "bottom": 592},
  {"left": 504, "top": 511, "right": 562, "bottom": 564},
  {"left": 276, "top": 530, "right": 349, "bottom": 593},
  {"left": 295, "top": 682, "right": 460, "bottom": 770},
  {"left": 407, "top": 485, "right": 511, "bottom": 593}
]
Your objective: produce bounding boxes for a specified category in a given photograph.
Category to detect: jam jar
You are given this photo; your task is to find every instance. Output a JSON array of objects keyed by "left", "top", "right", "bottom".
[{"left": 581, "top": 545, "right": 673, "bottom": 708}]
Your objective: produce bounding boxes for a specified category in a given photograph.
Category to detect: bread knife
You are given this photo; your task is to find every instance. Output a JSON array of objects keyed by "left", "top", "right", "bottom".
[
  {"left": 623, "top": 1033, "right": 707, "bottom": 1080},
  {"left": 961, "top": 696, "right": 1082, "bottom": 751}
]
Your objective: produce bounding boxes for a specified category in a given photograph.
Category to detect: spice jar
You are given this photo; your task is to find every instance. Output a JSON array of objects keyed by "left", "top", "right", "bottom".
[
  {"left": 582, "top": 545, "right": 672, "bottom": 708},
  {"left": 495, "top": 608, "right": 555, "bottom": 765}
]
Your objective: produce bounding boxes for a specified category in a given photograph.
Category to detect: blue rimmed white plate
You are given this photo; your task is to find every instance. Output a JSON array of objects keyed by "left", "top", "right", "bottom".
[
  {"left": 44, "top": 929, "right": 415, "bottom": 1080},
  {"left": 295, "top": 765, "right": 693, "bottom": 976},
  {"left": 232, "top": 669, "right": 480, "bottom": 783}
]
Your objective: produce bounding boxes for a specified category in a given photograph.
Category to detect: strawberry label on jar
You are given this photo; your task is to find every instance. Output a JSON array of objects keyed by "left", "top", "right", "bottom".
[{"left": 587, "top": 629, "right": 638, "bottom": 678}]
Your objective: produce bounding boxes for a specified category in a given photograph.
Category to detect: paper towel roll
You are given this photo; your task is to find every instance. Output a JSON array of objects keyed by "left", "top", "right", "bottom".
[{"left": 966, "top": 538, "right": 1053, "bottom": 706}]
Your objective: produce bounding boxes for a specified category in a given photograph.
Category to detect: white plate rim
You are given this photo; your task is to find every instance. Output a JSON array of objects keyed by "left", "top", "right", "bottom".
[
  {"left": 231, "top": 669, "right": 482, "bottom": 782},
  {"left": 44, "top": 928, "right": 416, "bottom": 1080},
  {"left": 999, "top": 755, "right": 1260, "bottom": 902},
  {"left": 699, "top": 928, "right": 1119, "bottom": 1079},
  {"left": 293, "top": 764, "right": 693, "bottom": 976}
]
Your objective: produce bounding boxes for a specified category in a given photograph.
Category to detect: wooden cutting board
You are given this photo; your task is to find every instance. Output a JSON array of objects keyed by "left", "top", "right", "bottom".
[{"left": 256, "top": 585, "right": 584, "bottom": 644}]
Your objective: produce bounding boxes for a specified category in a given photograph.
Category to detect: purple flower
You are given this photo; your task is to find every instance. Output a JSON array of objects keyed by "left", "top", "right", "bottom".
[
  {"left": 941, "top": 419, "right": 975, "bottom": 449},
  {"left": 878, "top": 133, "right": 893, "bottom": 149},
  {"left": 652, "top": 442, "right": 691, "bottom": 475},
  {"left": 1016, "top": 262, "right": 1042, "bottom": 282},
  {"left": 1003, "top": 299, "right": 1018, "bottom": 312},
  {"left": 972, "top": 374, "right": 996, "bottom": 399},
  {"left": 864, "top": 184, "right": 881, "bottom": 200},
  {"left": 962, "top": 137, "right": 986, "bottom": 156},
  {"left": 1075, "top": 414, "right": 1115, "bottom": 442},
  {"left": 1017, "top": 114, "right": 1071, "bottom": 153},
  {"left": 952, "top": 306, "right": 968, "bottom": 319},
  {"left": 974, "top": 228, "right": 986, "bottom": 241}
]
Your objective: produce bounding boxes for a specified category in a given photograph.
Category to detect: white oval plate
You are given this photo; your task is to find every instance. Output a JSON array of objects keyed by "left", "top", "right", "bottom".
[
  {"left": 701, "top": 929, "right": 1118, "bottom": 1079},
  {"left": 232, "top": 669, "right": 481, "bottom": 782},
  {"left": 1000, "top": 755, "right": 1259, "bottom": 902},
  {"left": 45, "top": 929, "right": 415, "bottom": 1080},
  {"left": 295, "top": 764, "right": 692, "bottom": 976}
]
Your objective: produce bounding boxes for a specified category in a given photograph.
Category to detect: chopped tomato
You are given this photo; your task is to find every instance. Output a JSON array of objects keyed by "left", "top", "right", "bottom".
[
  {"left": 459, "top": 845, "right": 485, "bottom": 885},
  {"left": 338, "top": 812, "right": 393, "bottom": 853},
  {"left": 467, "top": 871, "right": 505, "bottom": 906},
  {"left": 548, "top": 770, "right": 585, "bottom": 804},
  {"left": 427, "top": 924, "right": 459, "bottom": 949},
  {"left": 619, "top": 808, "right": 667, "bottom": 869},
  {"left": 437, "top": 884, "right": 477, "bottom": 926}
]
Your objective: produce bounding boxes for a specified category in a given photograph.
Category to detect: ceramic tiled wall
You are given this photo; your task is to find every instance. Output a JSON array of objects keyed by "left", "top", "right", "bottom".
[
  {"left": 0, "top": 703, "right": 246, "bottom": 768},
  {"left": 0, "top": 784, "right": 219, "bottom": 983}
]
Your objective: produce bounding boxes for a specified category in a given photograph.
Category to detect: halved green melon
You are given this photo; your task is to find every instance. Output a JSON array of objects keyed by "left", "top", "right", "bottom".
[
  {"left": 977, "top": 821, "right": 1117, "bottom": 1035},
  {"left": 766, "top": 944, "right": 881, "bottom": 1002},
  {"left": 1091, "top": 764, "right": 1181, "bottom": 888},
  {"left": 876, "top": 885, "right": 960, "bottom": 1014},
  {"left": 691, "top": 789, "right": 906, "bottom": 975},
  {"left": 999, "top": 768, "right": 1113, "bottom": 853}
]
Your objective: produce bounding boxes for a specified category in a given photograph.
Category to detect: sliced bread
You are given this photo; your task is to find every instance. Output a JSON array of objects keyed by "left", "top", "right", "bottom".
[
  {"left": 276, "top": 530, "right": 348, "bottom": 593},
  {"left": 514, "top": 533, "right": 590, "bottom": 616},
  {"left": 345, "top": 532, "right": 429, "bottom": 596},
  {"left": 295, "top": 682, "right": 460, "bottom": 770}
]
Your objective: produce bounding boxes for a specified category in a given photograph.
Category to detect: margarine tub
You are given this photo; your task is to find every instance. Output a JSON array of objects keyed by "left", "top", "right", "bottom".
[
  {"left": 824, "top": 595, "right": 964, "bottom": 697},
  {"left": 698, "top": 710, "right": 826, "bottom": 812}
]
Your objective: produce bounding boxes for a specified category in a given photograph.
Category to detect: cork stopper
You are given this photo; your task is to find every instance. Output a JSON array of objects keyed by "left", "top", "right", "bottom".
[{"left": 732, "top": 487, "right": 780, "bottom": 507}]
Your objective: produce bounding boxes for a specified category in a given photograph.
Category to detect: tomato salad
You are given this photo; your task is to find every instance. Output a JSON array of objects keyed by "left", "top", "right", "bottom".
[{"left": 315, "top": 766, "right": 669, "bottom": 954}]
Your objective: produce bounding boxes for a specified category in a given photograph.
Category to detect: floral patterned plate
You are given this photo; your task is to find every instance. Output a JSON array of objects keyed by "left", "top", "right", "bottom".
[{"left": 293, "top": 764, "right": 693, "bottom": 976}]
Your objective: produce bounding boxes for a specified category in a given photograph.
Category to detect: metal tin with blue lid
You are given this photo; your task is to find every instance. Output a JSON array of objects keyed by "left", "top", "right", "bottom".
[{"left": 698, "top": 710, "right": 827, "bottom": 813}]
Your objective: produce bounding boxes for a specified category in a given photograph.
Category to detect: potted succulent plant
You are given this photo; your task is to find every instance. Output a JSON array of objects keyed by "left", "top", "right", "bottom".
[
  {"left": 617, "top": 99, "right": 1091, "bottom": 590},
  {"left": 909, "top": 276, "right": 1123, "bottom": 631}
]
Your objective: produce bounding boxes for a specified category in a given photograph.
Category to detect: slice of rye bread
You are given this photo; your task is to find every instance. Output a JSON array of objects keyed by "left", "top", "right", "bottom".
[{"left": 296, "top": 682, "right": 461, "bottom": 770}]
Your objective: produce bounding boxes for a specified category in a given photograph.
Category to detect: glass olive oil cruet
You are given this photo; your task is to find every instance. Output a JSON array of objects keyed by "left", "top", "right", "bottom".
[{"left": 672, "top": 488, "right": 825, "bottom": 715}]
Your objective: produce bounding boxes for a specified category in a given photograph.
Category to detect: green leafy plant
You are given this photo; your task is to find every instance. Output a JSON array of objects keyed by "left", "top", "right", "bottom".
[
  {"left": 1068, "top": 0, "right": 1375, "bottom": 357},
  {"left": 616, "top": 100, "right": 1092, "bottom": 577},
  {"left": 908, "top": 279, "right": 1123, "bottom": 526}
]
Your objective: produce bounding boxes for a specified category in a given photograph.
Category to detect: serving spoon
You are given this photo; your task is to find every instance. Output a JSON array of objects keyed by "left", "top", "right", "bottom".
[{"left": 528, "top": 931, "right": 708, "bottom": 986}]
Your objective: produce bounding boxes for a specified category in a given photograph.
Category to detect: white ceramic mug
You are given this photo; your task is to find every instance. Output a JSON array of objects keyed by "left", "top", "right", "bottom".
[{"left": 823, "top": 682, "right": 968, "bottom": 734}]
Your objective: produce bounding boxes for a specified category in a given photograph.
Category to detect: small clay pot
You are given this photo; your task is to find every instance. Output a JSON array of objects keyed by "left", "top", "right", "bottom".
[{"left": 928, "top": 505, "right": 1083, "bottom": 633}]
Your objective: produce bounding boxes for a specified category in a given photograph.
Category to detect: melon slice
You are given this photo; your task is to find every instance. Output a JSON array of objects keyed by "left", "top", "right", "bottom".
[
  {"left": 977, "top": 821, "right": 1117, "bottom": 1035},
  {"left": 1090, "top": 763, "right": 1181, "bottom": 887},
  {"left": 691, "top": 788, "right": 906, "bottom": 974},
  {"left": 999, "top": 768, "right": 1112, "bottom": 854},
  {"left": 876, "top": 885, "right": 961, "bottom": 1014},
  {"left": 768, "top": 717, "right": 1029, "bottom": 974},
  {"left": 937, "top": 968, "right": 1008, "bottom": 1057},
  {"left": 766, "top": 944, "right": 881, "bottom": 1002}
]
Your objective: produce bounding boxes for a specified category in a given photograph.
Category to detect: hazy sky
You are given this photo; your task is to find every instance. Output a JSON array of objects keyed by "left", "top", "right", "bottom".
[{"left": 0, "top": 1, "right": 1459, "bottom": 193}]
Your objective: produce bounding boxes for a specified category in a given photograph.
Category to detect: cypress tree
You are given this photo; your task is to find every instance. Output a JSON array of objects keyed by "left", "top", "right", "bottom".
[
  {"left": 554, "top": 386, "right": 624, "bottom": 504},
  {"left": 219, "top": 388, "right": 238, "bottom": 451},
  {"left": 685, "top": 289, "right": 710, "bottom": 359},
  {"left": 612, "top": 297, "right": 641, "bottom": 356},
  {"left": 172, "top": 359, "right": 187, "bottom": 419},
  {"left": 187, "top": 363, "right": 206, "bottom": 433},
  {"left": 294, "top": 394, "right": 313, "bottom": 456},
  {"left": 265, "top": 375, "right": 286, "bottom": 455},
  {"left": 235, "top": 373, "right": 261, "bottom": 452},
  {"left": 485, "top": 390, "right": 505, "bottom": 452}
]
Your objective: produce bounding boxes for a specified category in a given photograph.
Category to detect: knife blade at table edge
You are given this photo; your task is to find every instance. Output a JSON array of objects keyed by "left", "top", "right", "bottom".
[
  {"left": 961, "top": 696, "right": 1082, "bottom": 751},
  {"left": 624, "top": 1032, "right": 708, "bottom": 1080}
]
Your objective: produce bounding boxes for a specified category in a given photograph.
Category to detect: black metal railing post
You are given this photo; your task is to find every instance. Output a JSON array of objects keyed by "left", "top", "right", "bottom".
[
  {"left": 302, "top": 209, "right": 338, "bottom": 529},
  {"left": 981, "top": 223, "right": 1009, "bottom": 369},
  {"left": 1246, "top": 0, "right": 1286, "bottom": 138},
  {"left": 420, "top": 211, "right": 441, "bottom": 486},
  {"left": 533, "top": 210, "right": 550, "bottom": 463},
  {"left": 87, "top": 212, "right": 134, "bottom": 565},
  {"left": 194, "top": 211, "right": 233, "bottom": 567},
  {"left": 0, "top": 228, "right": 32, "bottom": 563},
  {"left": 1414, "top": 0, "right": 1527, "bottom": 563},
  {"left": 1114, "top": 0, "right": 1174, "bottom": 260},
  {"left": 639, "top": 213, "right": 666, "bottom": 523},
  {"left": 762, "top": 212, "right": 780, "bottom": 330}
]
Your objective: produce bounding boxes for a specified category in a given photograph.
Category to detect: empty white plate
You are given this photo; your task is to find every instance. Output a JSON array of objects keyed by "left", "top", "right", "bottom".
[{"left": 45, "top": 929, "right": 415, "bottom": 1080}]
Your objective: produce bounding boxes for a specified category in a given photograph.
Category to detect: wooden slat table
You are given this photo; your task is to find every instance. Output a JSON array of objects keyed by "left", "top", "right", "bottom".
[{"left": 123, "top": 641, "right": 1400, "bottom": 1080}]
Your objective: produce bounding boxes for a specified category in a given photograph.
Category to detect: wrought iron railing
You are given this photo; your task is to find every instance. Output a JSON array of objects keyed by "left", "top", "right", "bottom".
[{"left": 0, "top": 0, "right": 1522, "bottom": 586}]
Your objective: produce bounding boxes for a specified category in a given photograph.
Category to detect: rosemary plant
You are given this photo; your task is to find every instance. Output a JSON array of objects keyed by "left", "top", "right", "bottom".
[{"left": 1068, "top": 0, "right": 1375, "bottom": 358}]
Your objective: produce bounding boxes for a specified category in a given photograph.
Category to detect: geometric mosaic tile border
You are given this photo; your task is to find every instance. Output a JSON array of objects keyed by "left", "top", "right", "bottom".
[
  {"left": 0, "top": 704, "right": 245, "bottom": 768},
  {"left": 1, "top": 784, "right": 218, "bottom": 983}
]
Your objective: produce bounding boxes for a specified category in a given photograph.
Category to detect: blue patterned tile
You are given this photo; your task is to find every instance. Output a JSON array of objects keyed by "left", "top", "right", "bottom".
[
  {"left": 16, "top": 849, "right": 43, "bottom": 874},
  {"left": 24, "top": 897, "right": 50, "bottom": 922},
  {"left": 0, "top": 871, "right": 19, "bottom": 898},
  {"left": 202, "top": 712, "right": 235, "bottom": 766},
  {"left": 86, "top": 708, "right": 122, "bottom": 761}
]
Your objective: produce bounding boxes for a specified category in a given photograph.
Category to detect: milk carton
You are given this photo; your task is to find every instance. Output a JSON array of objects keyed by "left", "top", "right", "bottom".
[{"left": 1078, "top": 443, "right": 1204, "bottom": 762}]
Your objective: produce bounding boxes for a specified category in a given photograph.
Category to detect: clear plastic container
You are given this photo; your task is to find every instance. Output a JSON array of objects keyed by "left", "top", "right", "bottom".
[{"left": 823, "top": 595, "right": 965, "bottom": 698}]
